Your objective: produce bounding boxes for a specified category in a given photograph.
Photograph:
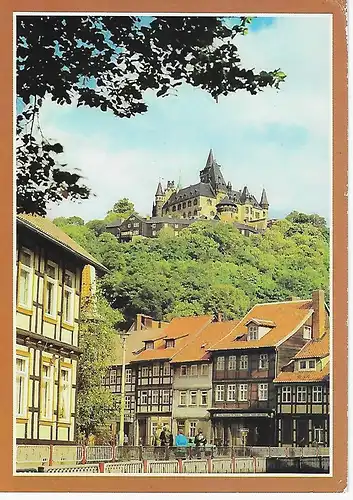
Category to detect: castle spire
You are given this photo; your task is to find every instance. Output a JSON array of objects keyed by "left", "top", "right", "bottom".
[
  {"left": 260, "top": 188, "right": 269, "bottom": 208},
  {"left": 205, "top": 148, "right": 214, "bottom": 168},
  {"left": 241, "top": 185, "right": 250, "bottom": 202},
  {"left": 155, "top": 181, "right": 163, "bottom": 197}
]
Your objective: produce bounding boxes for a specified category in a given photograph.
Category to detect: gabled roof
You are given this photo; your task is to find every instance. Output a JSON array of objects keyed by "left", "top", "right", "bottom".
[
  {"left": 17, "top": 214, "right": 108, "bottom": 272},
  {"left": 130, "top": 315, "right": 213, "bottom": 362},
  {"left": 245, "top": 318, "right": 276, "bottom": 327},
  {"left": 209, "top": 300, "right": 313, "bottom": 351},
  {"left": 172, "top": 320, "right": 239, "bottom": 363},
  {"left": 165, "top": 182, "right": 216, "bottom": 206},
  {"left": 109, "top": 327, "right": 168, "bottom": 366},
  {"left": 274, "top": 363, "right": 329, "bottom": 383},
  {"left": 294, "top": 333, "right": 329, "bottom": 359},
  {"left": 106, "top": 218, "right": 124, "bottom": 228}
]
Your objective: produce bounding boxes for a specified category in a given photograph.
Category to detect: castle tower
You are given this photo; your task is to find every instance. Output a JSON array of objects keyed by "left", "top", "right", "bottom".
[
  {"left": 260, "top": 188, "right": 269, "bottom": 209},
  {"left": 215, "top": 196, "right": 238, "bottom": 222},
  {"left": 152, "top": 181, "right": 164, "bottom": 217},
  {"left": 199, "top": 149, "right": 227, "bottom": 195}
]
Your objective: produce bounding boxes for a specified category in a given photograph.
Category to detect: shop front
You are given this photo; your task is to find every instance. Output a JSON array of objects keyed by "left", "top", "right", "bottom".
[
  {"left": 210, "top": 410, "right": 276, "bottom": 446},
  {"left": 137, "top": 415, "right": 172, "bottom": 445}
]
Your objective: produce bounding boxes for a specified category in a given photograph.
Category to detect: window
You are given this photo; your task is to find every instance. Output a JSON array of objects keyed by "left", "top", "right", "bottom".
[
  {"left": 263, "top": 211, "right": 266, "bottom": 217},
  {"left": 141, "top": 366, "right": 149, "bottom": 377},
  {"left": 216, "top": 356, "right": 225, "bottom": 370},
  {"left": 183, "top": 213, "right": 186, "bottom": 218},
  {"left": 200, "top": 391, "right": 208, "bottom": 406},
  {"left": 163, "top": 362, "right": 170, "bottom": 376},
  {"left": 127, "top": 223, "right": 131, "bottom": 228},
  {"left": 299, "top": 359, "right": 316, "bottom": 371},
  {"left": 16, "top": 355, "right": 29, "bottom": 418},
  {"left": 190, "top": 391, "right": 197, "bottom": 406},
  {"left": 282, "top": 386, "right": 291, "bottom": 403},
  {"left": 172, "top": 205, "right": 176, "bottom": 212},
  {"left": 210, "top": 211, "right": 215, "bottom": 217},
  {"left": 188, "top": 211, "right": 192, "bottom": 217},
  {"left": 178, "top": 204, "right": 182, "bottom": 210},
  {"left": 125, "top": 395, "right": 131, "bottom": 409},
  {"left": 248, "top": 325, "right": 258, "bottom": 340},
  {"left": 308, "top": 359, "right": 316, "bottom": 369},
  {"left": 215, "top": 385, "right": 224, "bottom": 401},
  {"left": 152, "top": 231, "right": 156, "bottom": 236},
  {"left": 227, "top": 384, "right": 236, "bottom": 401},
  {"left": 165, "top": 339, "right": 175, "bottom": 348},
  {"left": 194, "top": 210, "right": 198, "bottom": 216},
  {"left": 190, "top": 365, "right": 198, "bottom": 376},
  {"left": 141, "top": 391, "right": 148, "bottom": 405},
  {"left": 182, "top": 202, "right": 186, "bottom": 208},
  {"left": 145, "top": 341, "right": 154, "bottom": 350},
  {"left": 18, "top": 248, "right": 34, "bottom": 309},
  {"left": 303, "top": 326, "right": 312, "bottom": 340},
  {"left": 239, "top": 355, "right": 248, "bottom": 370},
  {"left": 152, "top": 223, "right": 156, "bottom": 229},
  {"left": 152, "top": 390, "right": 159, "bottom": 405},
  {"left": 63, "top": 270, "right": 75, "bottom": 325},
  {"left": 238, "top": 384, "right": 248, "bottom": 402},
  {"left": 297, "top": 386, "right": 307, "bottom": 403},
  {"left": 174, "top": 223, "right": 179, "bottom": 228},
  {"left": 207, "top": 199, "right": 212, "bottom": 206},
  {"left": 201, "top": 364, "right": 209, "bottom": 376},
  {"left": 193, "top": 199, "right": 198, "bottom": 206},
  {"left": 259, "top": 354, "right": 269, "bottom": 370},
  {"left": 44, "top": 261, "right": 58, "bottom": 318},
  {"left": 228, "top": 356, "right": 236, "bottom": 370},
  {"left": 255, "top": 212, "right": 259, "bottom": 218},
  {"left": 110, "top": 370, "right": 116, "bottom": 385},
  {"left": 133, "top": 223, "right": 139, "bottom": 228},
  {"left": 258, "top": 383, "right": 268, "bottom": 401},
  {"left": 162, "top": 390, "right": 170, "bottom": 405},
  {"left": 152, "top": 364, "right": 159, "bottom": 377},
  {"left": 133, "top": 230, "right": 139, "bottom": 235},
  {"left": 179, "top": 391, "right": 187, "bottom": 406},
  {"left": 187, "top": 201, "right": 192, "bottom": 207},
  {"left": 189, "top": 422, "right": 197, "bottom": 437},
  {"left": 245, "top": 207, "right": 249, "bottom": 214},
  {"left": 125, "top": 368, "right": 132, "bottom": 384},
  {"left": 313, "top": 427, "right": 324, "bottom": 444},
  {"left": 312, "top": 386, "right": 323, "bottom": 403},
  {"left": 180, "top": 365, "right": 187, "bottom": 376},
  {"left": 59, "top": 366, "right": 72, "bottom": 421}
]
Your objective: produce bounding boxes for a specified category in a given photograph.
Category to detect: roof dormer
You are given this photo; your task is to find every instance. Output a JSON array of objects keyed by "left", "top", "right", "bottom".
[
  {"left": 144, "top": 340, "right": 155, "bottom": 350},
  {"left": 165, "top": 338, "right": 175, "bottom": 348},
  {"left": 244, "top": 319, "right": 276, "bottom": 341}
]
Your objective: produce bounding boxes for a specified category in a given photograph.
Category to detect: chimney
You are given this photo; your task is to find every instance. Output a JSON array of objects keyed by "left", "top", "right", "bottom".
[
  {"left": 136, "top": 313, "right": 142, "bottom": 331},
  {"left": 312, "top": 290, "right": 325, "bottom": 339}
]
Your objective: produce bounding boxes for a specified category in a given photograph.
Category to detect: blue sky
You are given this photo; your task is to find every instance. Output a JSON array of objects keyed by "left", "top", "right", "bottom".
[{"left": 40, "top": 15, "right": 332, "bottom": 223}]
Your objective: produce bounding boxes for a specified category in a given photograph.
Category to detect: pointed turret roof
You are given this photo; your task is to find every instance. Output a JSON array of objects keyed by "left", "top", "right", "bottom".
[
  {"left": 155, "top": 181, "right": 163, "bottom": 196},
  {"left": 205, "top": 149, "right": 214, "bottom": 168},
  {"left": 260, "top": 188, "right": 269, "bottom": 208},
  {"left": 241, "top": 186, "right": 251, "bottom": 202}
]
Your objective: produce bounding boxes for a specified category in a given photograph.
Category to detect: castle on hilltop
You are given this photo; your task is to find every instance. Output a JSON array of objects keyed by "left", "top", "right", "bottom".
[{"left": 152, "top": 150, "right": 269, "bottom": 232}]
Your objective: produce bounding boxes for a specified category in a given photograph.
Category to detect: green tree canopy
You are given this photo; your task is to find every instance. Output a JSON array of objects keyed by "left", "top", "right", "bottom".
[{"left": 16, "top": 16, "right": 286, "bottom": 215}]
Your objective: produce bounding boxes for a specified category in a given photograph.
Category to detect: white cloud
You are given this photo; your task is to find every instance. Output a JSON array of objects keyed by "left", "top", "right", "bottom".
[{"left": 41, "top": 15, "right": 331, "bottom": 222}]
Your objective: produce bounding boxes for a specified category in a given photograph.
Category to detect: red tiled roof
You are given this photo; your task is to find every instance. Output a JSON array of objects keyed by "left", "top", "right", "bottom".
[
  {"left": 274, "top": 363, "right": 329, "bottom": 383},
  {"left": 294, "top": 333, "right": 329, "bottom": 359},
  {"left": 172, "top": 320, "right": 239, "bottom": 363},
  {"left": 209, "top": 300, "right": 313, "bottom": 351},
  {"left": 131, "top": 315, "right": 213, "bottom": 362}
]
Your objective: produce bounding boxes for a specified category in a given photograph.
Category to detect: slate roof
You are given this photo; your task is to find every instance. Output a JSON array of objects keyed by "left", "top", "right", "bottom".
[
  {"left": 165, "top": 182, "right": 216, "bottom": 206},
  {"left": 209, "top": 300, "right": 314, "bottom": 351},
  {"left": 106, "top": 218, "right": 124, "bottom": 228},
  {"left": 273, "top": 363, "right": 329, "bottom": 383},
  {"left": 17, "top": 214, "right": 108, "bottom": 272}
]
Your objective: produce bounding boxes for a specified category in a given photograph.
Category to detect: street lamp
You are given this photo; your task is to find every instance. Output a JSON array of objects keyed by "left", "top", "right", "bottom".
[{"left": 118, "top": 331, "right": 130, "bottom": 447}]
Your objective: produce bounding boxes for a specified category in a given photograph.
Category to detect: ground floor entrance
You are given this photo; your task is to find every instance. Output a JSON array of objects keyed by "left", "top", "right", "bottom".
[
  {"left": 277, "top": 415, "right": 329, "bottom": 447},
  {"left": 211, "top": 412, "right": 275, "bottom": 446},
  {"left": 137, "top": 415, "right": 172, "bottom": 446}
]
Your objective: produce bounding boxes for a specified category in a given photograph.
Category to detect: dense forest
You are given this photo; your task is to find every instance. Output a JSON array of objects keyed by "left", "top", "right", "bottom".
[{"left": 54, "top": 201, "right": 330, "bottom": 329}]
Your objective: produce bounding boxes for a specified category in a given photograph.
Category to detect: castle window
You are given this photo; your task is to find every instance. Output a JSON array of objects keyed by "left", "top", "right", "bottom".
[
  {"left": 183, "top": 213, "right": 186, "bottom": 218},
  {"left": 207, "top": 199, "right": 212, "bottom": 205},
  {"left": 187, "top": 200, "right": 192, "bottom": 207},
  {"left": 163, "top": 362, "right": 170, "bottom": 376},
  {"left": 188, "top": 212, "right": 191, "bottom": 217},
  {"left": 178, "top": 204, "right": 181, "bottom": 210},
  {"left": 255, "top": 212, "right": 259, "bottom": 218},
  {"left": 194, "top": 210, "right": 198, "bottom": 216},
  {"left": 227, "top": 384, "right": 236, "bottom": 401},
  {"left": 263, "top": 211, "right": 266, "bottom": 217},
  {"left": 298, "top": 359, "right": 316, "bottom": 371},
  {"left": 174, "top": 224, "right": 178, "bottom": 228},
  {"left": 210, "top": 211, "right": 215, "bottom": 216},
  {"left": 59, "top": 366, "right": 72, "bottom": 422},
  {"left": 182, "top": 202, "right": 186, "bottom": 208},
  {"left": 172, "top": 205, "right": 176, "bottom": 212},
  {"left": 215, "top": 385, "right": 224, "bottom": 402},
  {"left": 125, "top": 395, "right": 131, "bottom": 409},
  {"left": 152, "top": 365, "right": 159, "bottom": 377},
  {"left": 245, "top": 207, "right": 249, "bottom": 214},
  {"left": 193, "top": 199, "right": 198, "bottom": 205},
  {"left": 140, "top": 391, "right": 148, "bottom": 405}
]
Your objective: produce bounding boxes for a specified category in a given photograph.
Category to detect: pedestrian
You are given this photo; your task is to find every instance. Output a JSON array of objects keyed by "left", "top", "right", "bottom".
[
  {"left": 194, "top": 429, "right": 207, "bottom": 447},
  {"left": 175, "top": 430, "right": 188, "bottom": 447},
  {"left": 159, "top": 425, "right": 168, "bottom": 446},
  {"left": 123, "top": 433, "right": 129, "bottom": 446}
]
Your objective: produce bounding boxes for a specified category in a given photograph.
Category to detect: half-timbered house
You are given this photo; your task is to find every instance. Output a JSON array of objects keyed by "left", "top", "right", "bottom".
[
  {"left": 130, "top": 316, "right": 212, "bottom": 445},
  {"left": 170, "top": 320, "right": 238, "bottom": 442},
  {"left": 207, "top": 290, "right": 329, "bottom": 447},
  {"left": 16, "top": 214, "right": 107, "bottom": 444},
  {"left": 273, "top": 331, "right": 330, "bottom": 447}
]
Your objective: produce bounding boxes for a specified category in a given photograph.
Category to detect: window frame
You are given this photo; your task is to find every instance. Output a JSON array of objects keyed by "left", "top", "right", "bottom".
[
  {"left": 200, "top": 364, "right": 209, "bottom": 376},
  {"left": 216, "top": 356, "right": 225, "bottom": 371},
  {"left": 189, "top": 421, "right": 197, "bottom": 438},
  {"left": 16, "top": 353, "right": 30, "bottom": 419},
  {"left": 296, "top": 385, "right": 307, "bottom": 403},
  {"left": 125, "top": 395, "right": 131, "bottom": 410},
  {"left": 44, "top": 260, "right": 58, "bottom": 320},
  {"left": 215, "top": 384, "right": 224, "bottom": 402},
  {"left": 58, "top": 365, "right": 72, "bottom": 423},
  {"left": 63, "top": 270, "right": 75, "bottom": 326},
  {"left": 162, "top": 389, "right": 170, "bottom": 405},
  {"left": 200, "top": 391, "right": 208, "bottom": 406},
  {"left": 189, "top": 391, "right": 197, "bottom": 406},
  {"left": 125, "top": 368, "right": 132, "bottom": 384},
  {"left": 312, "top": 385, "right": 323, "bottom": 403},
  {"left": 190, "top": 364, "right": 198, "bottom": 376},
  {"left": 259, "top": 353, "right": 269, "bottom": 370},
  {"left": 239, "top": 355, "right": 248, "bottom": 370},
  {"left": 228, "top": 356, "right": 236, "bottom": 370},
  {"left": 163, "top": 362, "right": 170, "bottom": 376},
  {"left": 17, "top": 247, "right": 34, "bottom": 311},
  {"left": 179, "top": 391, "right": 187, "bottom": 406},
  {"left": 258, "top": 383, "right": 268, "bottom": 401},
  {"left": 109, "top": 369, "right": 116, "bottom": 385},
  {"left": 152, "top": 390, "right": 159, "bottom": 405},
  {"left": 238, "top": 384, "right": 248, "bottom": 402},
  {"left": 248, "top": 325, "right": 258, "bottom": 340},
  {"left": 141, "top": 366, "right": 149, "bottom": 378},
  {"left": 180, "top": 365, "right": 187, "bottom": 376},
  {"left": 227, "top": 384, "right": 236, "bottom": 402},
  {"left": 152, "top": 364, "right": 159, "bottom": 377},
  {"left": 282, "top": 386, "right": 292, "bottom": 403},
  {"left": 140, "top": 391, "right": 148, "bottom": 405},
  {"left": 313, "top": 427, "right": 324, "bottom": 444},
  {"left": 303, "top": 325, "right": 312, "bottom": 340}
]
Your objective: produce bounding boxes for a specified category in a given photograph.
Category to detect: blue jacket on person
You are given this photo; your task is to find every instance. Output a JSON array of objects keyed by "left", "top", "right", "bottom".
[{"left": 175, "top": 433, "right": 188, "bottom": 446}]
